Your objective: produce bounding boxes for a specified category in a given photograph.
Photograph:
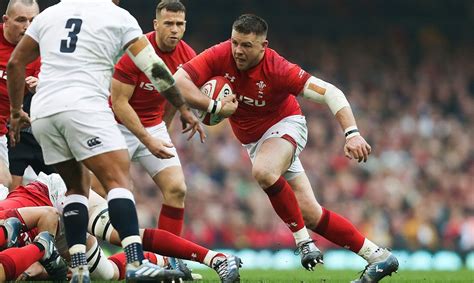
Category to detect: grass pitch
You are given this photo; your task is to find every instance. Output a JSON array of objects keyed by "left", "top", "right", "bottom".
[{"left": 192, "top": 268, "right": 474, "bottom": 282}]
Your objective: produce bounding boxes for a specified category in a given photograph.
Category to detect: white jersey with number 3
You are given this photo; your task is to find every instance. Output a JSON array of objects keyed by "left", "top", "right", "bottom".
[{"left": 25, "top": 0, "right": 142, "bottom": 120}]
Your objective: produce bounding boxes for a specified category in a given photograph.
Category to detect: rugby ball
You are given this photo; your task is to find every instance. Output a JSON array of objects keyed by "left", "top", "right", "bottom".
[{"left": 198, "top": 76, "right": 234, "bottom": 126}]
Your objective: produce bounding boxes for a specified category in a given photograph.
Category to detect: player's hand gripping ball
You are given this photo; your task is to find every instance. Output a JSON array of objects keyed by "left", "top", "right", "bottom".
[{"left": 198, "top": 76, "right": 234, "bottom": 125}]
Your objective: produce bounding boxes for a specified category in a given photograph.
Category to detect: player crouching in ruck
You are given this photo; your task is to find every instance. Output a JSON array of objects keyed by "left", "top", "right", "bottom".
[
  {"left": 0, "top": 173, "right": 242, "bottom": 283},
  {"left": 0, "top": 204, "right": 68, "bottom": 280},
  {"left": 174, "top": 14, "right": 399, "bottom": 282}
]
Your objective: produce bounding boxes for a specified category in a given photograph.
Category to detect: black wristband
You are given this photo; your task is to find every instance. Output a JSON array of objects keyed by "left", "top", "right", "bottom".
[
  {"left": 344, "top": 129, "right": 359, "bottom": 137},
  {"left": 210, "top": 100, "right": 218, "bottom": 114}
]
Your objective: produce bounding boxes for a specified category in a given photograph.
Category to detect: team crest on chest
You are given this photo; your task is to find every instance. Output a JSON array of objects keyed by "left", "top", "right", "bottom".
[{"left": 256, "top": 80, "right": 266, "bottom": 98}]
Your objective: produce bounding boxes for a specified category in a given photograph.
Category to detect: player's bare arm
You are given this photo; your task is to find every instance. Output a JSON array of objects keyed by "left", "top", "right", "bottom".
[
  {"left": 174, "top": 68, "right": 238, "bottom": 117},
  {"left": 162, "top": 102, "right": 177, "bottom": 130},
  {"left": 7, "top": 34, "right": 39, "bottom": 146},
  {"left": 124, "top": 36, "right": 205, "bottom": 142},
  {"left": 161, "top": 85, "right": 206, "bottom": 142},
  {"left": 335, "top": 107, "right": 371, "bottom": 163},
  {"left": 111, "top": 78, "right": 175, "bottom": 159},
  {"left": 301, "top": 76, "right": 371, "bottom": 163}
]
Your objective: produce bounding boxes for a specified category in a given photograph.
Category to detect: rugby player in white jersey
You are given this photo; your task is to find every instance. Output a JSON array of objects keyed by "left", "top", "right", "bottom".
[{"left": 6, "top": 0, "right": 203, "bottom": 282}]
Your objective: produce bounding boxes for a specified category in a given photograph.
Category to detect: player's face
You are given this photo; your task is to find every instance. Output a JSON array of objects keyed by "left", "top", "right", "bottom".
[
  {"left": 153, "top": 9, "right": 186, "bottom": 52},
  {"left": 2, "top": 3, "right": 39, "bottom": 45},
  {"left": 231, "top": 29, "right": 267, "bottom": 71}
]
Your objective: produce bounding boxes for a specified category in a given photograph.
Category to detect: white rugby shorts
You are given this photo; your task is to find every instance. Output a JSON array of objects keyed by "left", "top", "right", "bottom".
[
  {"left": 0, "top": 135, "right": 8, "bottom": 167},
  {"left": 31, "top": 110, "right": 127, "bottom": 165},
  {"left": 118, "top": 122, "right": 181, "bottom": 177},
  {"left": 243, "top": 115, "right": 308, "bottom": 180}
]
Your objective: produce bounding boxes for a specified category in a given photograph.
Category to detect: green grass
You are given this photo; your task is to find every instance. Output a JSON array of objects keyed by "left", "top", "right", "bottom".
[{"left": 191, "top": 268, "right": 474, "bottom": 283}]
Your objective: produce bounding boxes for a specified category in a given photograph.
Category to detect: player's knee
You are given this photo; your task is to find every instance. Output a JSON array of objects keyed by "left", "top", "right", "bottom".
[
  {"left": 163, "top": 182, "right": 187, "bottom": 203},
  {"left": 43, "top": 206, "right": 60, "bottom": 217},
  {"left": 42, "top": 206, "right": 60, "bottom": 222},
  {"left": 252, "top": 165, "right": 279, "bottom": 188}
]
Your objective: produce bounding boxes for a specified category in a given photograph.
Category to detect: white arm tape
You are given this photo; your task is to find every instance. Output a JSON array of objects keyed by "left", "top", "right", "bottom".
[
  {"left": 126, "top": 36, "right": 175, "bottom": 92},
  {"left": 302, "top": 76, "right": 350, "bottom": 115}
]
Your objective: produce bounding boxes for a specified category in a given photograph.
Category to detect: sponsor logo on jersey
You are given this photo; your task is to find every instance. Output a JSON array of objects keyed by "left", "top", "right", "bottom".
[
  {"left": 236, "top": 94, "right": 266, "bottom": 107},
  {"left": 139, "top": 81, "right": 157, "bottom": 91},
  {"left": 86, "top": 137, "right": 102, "bottom": 148},
  {"left": 0, "top": 69, "right": 7, "bottom": 80}
]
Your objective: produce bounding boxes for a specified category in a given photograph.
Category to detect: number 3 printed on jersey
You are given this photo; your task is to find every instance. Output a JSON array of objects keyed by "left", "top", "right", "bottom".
[{"left": 60, "top": 18, "right": 82, "bottom": 53}]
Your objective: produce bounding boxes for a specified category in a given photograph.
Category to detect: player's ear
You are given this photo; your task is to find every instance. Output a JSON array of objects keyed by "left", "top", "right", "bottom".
[
  {"left": 2, "top": 15, "right": 8, "bottom": 23},
  {"left": 262, "top": 39, "right": 268, "bottom": 49},
  {"left": 153, "top": 19, "right": 159, "bottom": 30}
]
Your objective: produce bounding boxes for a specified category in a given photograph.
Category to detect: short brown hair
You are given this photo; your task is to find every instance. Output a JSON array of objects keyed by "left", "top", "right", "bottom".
[
  {"left": 232, "top": 14, "right": 268, "bottom": 37},
  {"left": 155, "top": 0, "right": 186, "bottom": 18}
]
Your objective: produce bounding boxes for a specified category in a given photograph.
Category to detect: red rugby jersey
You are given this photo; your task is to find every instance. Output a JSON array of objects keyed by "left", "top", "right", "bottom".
[
  {"left": 0, "top": 24, "right": 41, "bottom": 135},
  {"left": 182, "top": 40, "right": 311, "bottom": 144},
  {"left": 112, "top": 31, "right": 196, "bottom": 127},
  {"left": 0, "top": 182, "right": 52, "bottom": 247},
  {"left": 0, "top": 182, "right": 53, "bottom": 210}
]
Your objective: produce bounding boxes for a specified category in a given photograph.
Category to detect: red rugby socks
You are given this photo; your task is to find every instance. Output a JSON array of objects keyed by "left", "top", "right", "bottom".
[
  {"left": 158, "top": 204, "right": 184, "bottom": 236},
  {"left": 264, "top": 176, "right": 306, "bottom": 232}
]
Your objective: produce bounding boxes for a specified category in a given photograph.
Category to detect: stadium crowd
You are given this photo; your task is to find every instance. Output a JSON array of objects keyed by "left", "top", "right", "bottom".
[{"left": 130, "top": 27, "right": 473, "bottom": 254}]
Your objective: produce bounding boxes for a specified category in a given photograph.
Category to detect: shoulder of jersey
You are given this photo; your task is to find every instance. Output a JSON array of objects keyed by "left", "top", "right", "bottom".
[{"left": 179, "top": 40, "right": 195, "bottom": 52}]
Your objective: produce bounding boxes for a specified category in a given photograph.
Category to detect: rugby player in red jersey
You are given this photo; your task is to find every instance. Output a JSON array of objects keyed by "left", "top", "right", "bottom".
[
  {"left": 0, "top": 0, "right": 42, "bottom": 190},
  {"left": 111, "top": 0, "right": 236, "bottom": 236},
  {"left": 0, "top": 175, "right": 67, "bottom": 281},
  {"left": 0, "top": 222, "right": 61, "bottom": 281},
  {"left": 175, "top": 14, "right": 399, "bottom": 282}
]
